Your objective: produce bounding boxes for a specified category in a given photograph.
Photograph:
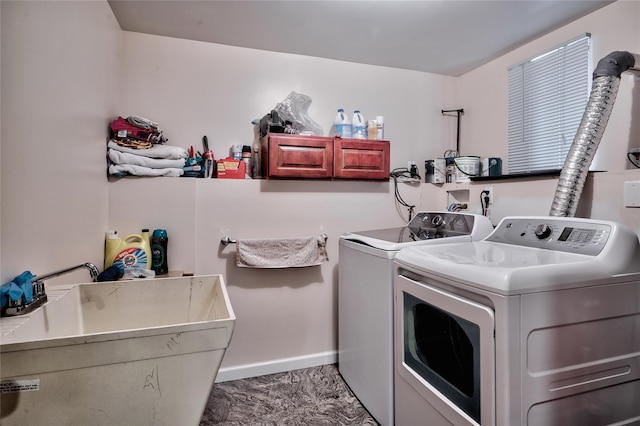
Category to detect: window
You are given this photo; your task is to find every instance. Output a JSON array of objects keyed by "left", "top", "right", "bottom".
[{"left": 507, "top": 34, "right": 591, "bottom": 174}]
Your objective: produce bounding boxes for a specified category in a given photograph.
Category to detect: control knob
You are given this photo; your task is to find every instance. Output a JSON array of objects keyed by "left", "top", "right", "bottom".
[
  {"left": 431, "top": 215, "right": 444, "bottom": 227},
  {"left": 534, "top": 224, "right": 553, "bottom": 240}
]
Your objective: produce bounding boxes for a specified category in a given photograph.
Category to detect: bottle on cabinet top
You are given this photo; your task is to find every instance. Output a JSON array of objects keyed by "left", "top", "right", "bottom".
[
  {"left": 333, "top": 108, "right": 352, "bottom": 138},
  {"left": 351, "top": 110, "right": 366, "bottom": 139},
  {"left": 375, "top": 116, "right": 384, "bottom": 140}
]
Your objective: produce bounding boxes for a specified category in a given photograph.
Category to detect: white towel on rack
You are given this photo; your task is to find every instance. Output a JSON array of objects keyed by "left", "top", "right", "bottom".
[{"left": 236, "top": 236, "right": 329, "bottom": 268}]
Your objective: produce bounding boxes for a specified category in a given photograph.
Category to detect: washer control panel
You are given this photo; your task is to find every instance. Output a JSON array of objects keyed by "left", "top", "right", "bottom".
[
  {"left": 407, "top": 212, "right": 476, "bottom": 240},
  {"left": 486, "top": 217, "right": 612, "bottom": 256}
]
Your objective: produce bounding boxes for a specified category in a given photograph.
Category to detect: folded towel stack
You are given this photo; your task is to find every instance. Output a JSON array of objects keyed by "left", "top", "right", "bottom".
[
  {"left": 108, "top": 140, "right": 188, "bottom": 177},
  {"left": 108, "top": 115, "right": 188, "bottom": 177}
]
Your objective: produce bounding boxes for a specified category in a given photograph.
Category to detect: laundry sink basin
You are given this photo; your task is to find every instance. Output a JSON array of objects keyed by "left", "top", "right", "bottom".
[
  {"left": 0, "top": 275, "right": 235, "bottom": 426},
  {"left": 2, "top": 275, "right": 232, "bottom": 343}
]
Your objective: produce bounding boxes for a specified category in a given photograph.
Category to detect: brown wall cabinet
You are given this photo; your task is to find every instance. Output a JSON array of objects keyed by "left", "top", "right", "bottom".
[{"left": 261, "top": 134, "right": 390, "bottom": 180}]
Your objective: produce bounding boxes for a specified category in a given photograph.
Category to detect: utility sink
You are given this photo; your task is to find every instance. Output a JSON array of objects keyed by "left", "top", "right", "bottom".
[{"left": 0, "top": 275, "right": 235, "bottom": 426}]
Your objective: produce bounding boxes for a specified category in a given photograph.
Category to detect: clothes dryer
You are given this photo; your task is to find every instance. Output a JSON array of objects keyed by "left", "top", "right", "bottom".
[
  {"left": 338, "top": 212, "right": 493, "bottom": 426},
  {"left": 393, "top": 216, "right": 640, "bottom": 425}
]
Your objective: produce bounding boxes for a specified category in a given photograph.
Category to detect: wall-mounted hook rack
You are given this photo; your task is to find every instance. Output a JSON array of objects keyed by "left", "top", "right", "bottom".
[{"left": 442, "top": 108, "right": 464, "bottom": 154}]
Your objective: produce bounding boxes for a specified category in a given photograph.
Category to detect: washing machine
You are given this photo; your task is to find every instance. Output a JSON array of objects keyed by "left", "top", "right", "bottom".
[
  {"left": 338, "top": 211, "right": 494, "bottom": 426},
  {"left": 393, "top": 216, "right": 640, "bottom": 426}
]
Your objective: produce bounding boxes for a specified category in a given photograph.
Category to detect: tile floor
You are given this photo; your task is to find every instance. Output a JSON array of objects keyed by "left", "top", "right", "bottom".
[{"left": 200, "top": 364, "right": 379, "bottom": 425}]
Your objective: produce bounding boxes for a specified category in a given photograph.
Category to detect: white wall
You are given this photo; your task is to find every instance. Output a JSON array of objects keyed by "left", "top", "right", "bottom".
[
  {"left": 456, "top": 0, "right": 640, "bottom": 172},
  {"left": 442, "top": 0, "right": 640, "bottom": 233},
  {"left": 1, "top": 1, "right": 121, "bottom": 284},
  {"left": 116, "top": 31, "right": 458, "bottom": 170},
  {"left": 111, "top": 31, "right": 452, "bottom": 377}
]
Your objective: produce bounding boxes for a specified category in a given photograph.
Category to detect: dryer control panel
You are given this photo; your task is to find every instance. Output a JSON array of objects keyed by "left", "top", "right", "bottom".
[{"left": 486, "top": 217, "right": 612, "bottom": 256}]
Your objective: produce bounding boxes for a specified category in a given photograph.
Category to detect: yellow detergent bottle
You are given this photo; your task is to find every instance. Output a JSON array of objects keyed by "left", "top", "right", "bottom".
[{"left": 104, "top": 229, "right": 152, "bottom": 271}]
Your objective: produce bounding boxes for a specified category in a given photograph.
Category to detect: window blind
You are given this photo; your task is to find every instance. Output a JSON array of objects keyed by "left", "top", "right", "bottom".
[{"left": 507, "top": 35, "right": 591, "bottom": 174}]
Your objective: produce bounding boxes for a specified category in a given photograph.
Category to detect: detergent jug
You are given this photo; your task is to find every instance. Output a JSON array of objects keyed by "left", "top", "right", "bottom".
[{"left": 104, "top": 229, "right": 152, "bottom": 272}]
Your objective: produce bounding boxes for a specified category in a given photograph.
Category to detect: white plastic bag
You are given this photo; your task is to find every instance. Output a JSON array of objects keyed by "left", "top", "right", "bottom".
[{"left": 273, "top": 91, "right": 324, "bottom": 136}]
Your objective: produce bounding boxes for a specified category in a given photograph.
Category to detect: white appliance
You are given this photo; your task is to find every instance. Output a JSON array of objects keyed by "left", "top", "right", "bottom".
[
  {"left": 338, "top": 212, "right": 494, "bottom": 426},
  {"left": 393, "top": 216, "right": 640, "bottom": 426}
]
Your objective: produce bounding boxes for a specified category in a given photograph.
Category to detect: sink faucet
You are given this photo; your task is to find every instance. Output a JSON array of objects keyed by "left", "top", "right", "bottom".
[
  {"left": 34, "top": 262, "right": 100, "bottom": 283},
  {"left": 1, "top": 262, "right": 99, "bottom": 317}
]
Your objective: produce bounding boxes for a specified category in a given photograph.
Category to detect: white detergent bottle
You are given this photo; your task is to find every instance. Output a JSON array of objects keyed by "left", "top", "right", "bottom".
[
  {"left": 352, "top": 110, "right": 366, "bottom": 139},
  {"left": 333, "top": 108, "right": 352, "bottom": 138},
  {"left": 104, "top": 230, "right": 120, "bottom": 269}
]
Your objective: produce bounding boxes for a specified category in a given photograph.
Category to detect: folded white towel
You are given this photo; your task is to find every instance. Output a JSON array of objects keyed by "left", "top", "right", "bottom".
[
  {"left": 236, "top": 236, "right": 329, "bottom": 268},
  {"left": 108, "top": 149, "right": 185, "bottom": 169},
  {"left": 108, "top": 140, "right": 188, "bottom": 160},
  {"left": 109, "top": 164, "right": 184, "bottom": 177}
]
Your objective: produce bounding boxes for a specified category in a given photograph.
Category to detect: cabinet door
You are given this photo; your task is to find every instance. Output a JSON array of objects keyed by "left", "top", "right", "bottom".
[
  {"left": 334, "top": 139, "right": 390, "bottom": 180},
  {"left": 263, "top": 134, "right": 333, "bottom": 178}
]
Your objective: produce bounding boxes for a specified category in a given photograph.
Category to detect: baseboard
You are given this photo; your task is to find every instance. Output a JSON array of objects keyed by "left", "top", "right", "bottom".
[{"left": 215, "top": 350, "right": 338, "bottom": 383}]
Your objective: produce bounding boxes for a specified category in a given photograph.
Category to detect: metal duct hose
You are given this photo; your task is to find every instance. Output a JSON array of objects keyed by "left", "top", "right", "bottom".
[{"left": 549, "top": 51, "right": 637, "bottom": 217}]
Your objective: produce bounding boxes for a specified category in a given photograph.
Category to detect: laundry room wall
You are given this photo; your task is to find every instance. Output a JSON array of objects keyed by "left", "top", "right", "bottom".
[
  {"left": 0, "top": 1, "right": 120, "bottom": 284},
  {"left": 115, "top": 31, "right": 459, "bottom": 175},
  {"left": 1, "top": 0, "right": 444, "bottom": 382},
  {"left": 456, "top": 0, "right": 639, "bottom": 173},
  {"left": 436, "top": 0, "right": 640, "bottom": 233},
  {"left": 110, "top": 31, "right": 453, "bottom": 378}
]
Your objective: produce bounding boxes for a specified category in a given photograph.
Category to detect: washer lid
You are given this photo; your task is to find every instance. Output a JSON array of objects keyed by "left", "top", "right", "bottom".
[
  {"left": 395, "top": 216, "right": 640, "bottom": 295},
  {"left": 340, "top": 211, "right": 493, "bottom": 251}
]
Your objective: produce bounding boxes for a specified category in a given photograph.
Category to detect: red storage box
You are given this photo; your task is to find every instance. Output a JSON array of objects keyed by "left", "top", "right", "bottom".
[{"left": 217, "top": 157, "right": 246, "bottom": 179}]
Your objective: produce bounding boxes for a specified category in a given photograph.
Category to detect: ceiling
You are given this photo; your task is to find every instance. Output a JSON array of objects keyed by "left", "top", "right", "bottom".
[{"left": 108, "top": 0, "right": 613, "bottom": 77}]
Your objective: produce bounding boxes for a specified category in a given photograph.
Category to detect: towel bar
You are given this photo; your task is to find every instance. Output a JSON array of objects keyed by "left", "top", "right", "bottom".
[
  {"left": 220, "top": 233, "right": 328, "bottom": 246},
  {"left": 220, "top": 236, "right": 237, "bottom": 246}
]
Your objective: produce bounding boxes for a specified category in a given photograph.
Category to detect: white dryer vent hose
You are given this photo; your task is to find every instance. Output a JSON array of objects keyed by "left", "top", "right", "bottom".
[{"left": 549, "top": 51, "right": 638, "bottom": 217}]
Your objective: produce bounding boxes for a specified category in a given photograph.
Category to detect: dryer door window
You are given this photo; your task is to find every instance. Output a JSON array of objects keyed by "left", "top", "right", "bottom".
[
  {"left": 404, "top": 293, "right": 480, "bottom": 421},
  {"left": 395, "top": 274, "right": 496, "bottom": 425}
]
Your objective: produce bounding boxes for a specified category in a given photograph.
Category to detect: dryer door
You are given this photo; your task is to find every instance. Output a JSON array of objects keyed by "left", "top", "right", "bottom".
[{"left": 395, "top": 274, "right": 496, "bottom": 426}]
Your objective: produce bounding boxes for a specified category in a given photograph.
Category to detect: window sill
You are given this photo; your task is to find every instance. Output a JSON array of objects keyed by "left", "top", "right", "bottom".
[
  {"left": 469, "top": 169, "right": 561, "bottom": 182},
  {"left": 469, "top": 169, "right": 606, "bottom": 182}
]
